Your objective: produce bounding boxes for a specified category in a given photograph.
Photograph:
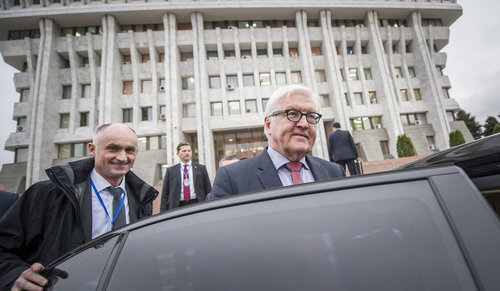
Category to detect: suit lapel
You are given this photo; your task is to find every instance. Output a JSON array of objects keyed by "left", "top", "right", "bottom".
[
  {"left": 126, "top": 183, "right": 138, "bottom": 223},
  {"left": 256, "top": 151, "right": 283, "bottom": 189},
  {"left": 306, "top": 156, "right": 329, "bottom": 181},
  {"left": 80, "top": 178, "right": 93, "bottom": 242}
]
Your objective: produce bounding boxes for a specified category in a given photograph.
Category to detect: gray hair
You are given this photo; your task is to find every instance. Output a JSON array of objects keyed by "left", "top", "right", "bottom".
[
  {"left": 263, "top": 84, "right": 318, "bottom": 139},
  {"left": 92, "top": 123, "right": 137, "bottom": 145}
]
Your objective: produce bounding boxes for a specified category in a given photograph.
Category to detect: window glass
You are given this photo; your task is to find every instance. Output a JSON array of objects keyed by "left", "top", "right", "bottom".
[
  {"left": 182, "top": 77, "right": 195, "bottom": 90},
  {"left": 81, "top": 85, "right": 91, "bottom": 98},
  {"left": 141, "top": 107, "right": 152, "bottom": 121},
  {"left": 362, "top": 116, "right": 371, "bottom": 129},
  {"left": 273, "top": 49, "right": 283, "bottom": 57},
  {"left": 259, "top": 73, "right": 270, "bottom": 86},
  {"left": 207, "top": 51, "right": 218, "bottom": 60},
  {"left": 408, "top": 67, "right": 416, "bottom": 78},
  {"left": 138, "top": 137, "right": 147, "bottom": 151},
  {"left": 80, "top": 112, "right": 89, "bottom": 127},
  {"left": 354, "top": 93, "right": 363, "bottom": 105},
  {"left": 291, "top": 71, "right": 302, "bottom": 84},
  {"left": 414, "top": 89, "right": 421, "bottom": 101},
  {"left": 395, "top": 67, "right": 402, "bottom": 78},
  {"left": 183, "top": 104, "right": 196, "bottom": 118},
  {"left": 262, "top": 98, "right": 269, "bottom": 111},
  {"left": 346, "top": 46, "right": 354, "bottom": 54},
  {"left": 224, "top": 50, "right": 236, "bottom": 59},
  {"left": 141, "top": 80, "right": 152, "bottom": 93},
  {"left": 58, "top": 144, "right": 71, "bottom": 159},
  {"left": 123, "top": 109, "right": 133, "bottom": 123},
  {"left": 209, "top": 76, "right": 221, "bottom": 89},
  {"left": 245, "top": 100, "right": 257, "bottom": 113},
  {"left": 257, "top": 49, "right": 267, "bottom": 58},
  {"left": 226, "top": 75, "right": 238, "bottom": 87},
  {"left": 311, "top": 47, "right": 321, "bottom": 56},
  {"left": 181, "top": 52, "right": 193, "bottom": 61},
  {"left": 348, "top": 69, "right": 358, "bottom": 81},
  {"left": 315, "top": 70, "right": 326, "bottom": 82},
  {"left": 243, "top": 74, "right": 255, "bottom": 87},
  {"left": 241, "top": 50, "right": 252, "bottom": 58},
  {"left": 369, "top": 92, "right": 377, "bottom": 104},
  {"left": 74, "top": 143, "right": 86, "bottom": 157},
  {"left": 123, "top": 81, "right": 133, "bottom": 95},
  {"left": 289, "top": 48, "right": 299, "bottom": 57},
  {"left": 364, "top": 68, "right": 372, "bottom": 80},
  {"left": 401, "top": 89, "right": 408, "bottom": 102},
  {"left": 275, "top": 72, "right": 286, "bottom": 85},
  {"left": 228, "top": 101, "right": 241, "bottom": 114},
  {"left": 60, "top": 114, "right": 70, "bottom": 128},
  {"left": 62, "top": 86, "right": 72, "bottom": 99},
  {"left": 211, "top": 102, "right": 223, "bottom": 116}
]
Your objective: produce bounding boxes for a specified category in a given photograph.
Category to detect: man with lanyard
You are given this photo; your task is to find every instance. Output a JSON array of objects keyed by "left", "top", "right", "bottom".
[
  {"left": 0, "top": 123, "right": 158, "bottom": 290},
  {"left": 160, "top": 142, "right": 211, "bottom": 210}
]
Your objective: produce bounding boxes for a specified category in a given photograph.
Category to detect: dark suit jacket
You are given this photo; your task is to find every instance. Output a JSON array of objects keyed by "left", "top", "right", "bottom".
[
  {"left": 328, "top": 129, "right": 358, "bottom": 162},
  {"left": 160, "top": 162, "right": 211, "bottom": 210},
  {"left": 0, "top": 191, "right": 18, "bottom": 219},
  {"left": 209, "top": 150, "right": 345, "bottom": 200}
]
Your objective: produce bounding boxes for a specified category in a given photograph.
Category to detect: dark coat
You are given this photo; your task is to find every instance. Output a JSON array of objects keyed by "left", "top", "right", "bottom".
[
  {"left": 209, "top": 149, "right": 345, "bottom": 200},
  {"left": 0, "top": 158, "right": 158, "bottom": 289},
  {"left": 0, "top": 190, "right": 18, "bottom": 219},
  {"left": 328, "top": 129, "right": 358, "bottom": 162},
  {"left": 160, "top": 162, "right": 211, "bottom": 210}
]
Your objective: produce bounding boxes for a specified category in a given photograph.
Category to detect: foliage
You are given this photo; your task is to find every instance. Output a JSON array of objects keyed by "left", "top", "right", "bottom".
[
  {"left": 456, "top": 110, "right": 482, "bottom": 139},
  {"left": 449, "top": 130, "right": 466, "bottom": 147},
  {"left": 493, "top": 124, "right": 500, "bottom": 135},
  {"left": 396, "top": 134, "right": 415, "bottom": 157},
  {"left": 483, "top": 116, "right": 499, "bottom": 137}
]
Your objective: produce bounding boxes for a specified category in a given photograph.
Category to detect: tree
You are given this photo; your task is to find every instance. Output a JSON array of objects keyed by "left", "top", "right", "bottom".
[
  {"left": 397, "top": 134, "right": 415, "bottom": 157},
  {"left": 483, "top": 116, "right": 499, "bottom": 137},
  {"left": 493, "top": 124, "right": 500, "bottom": 135},
  {"left": 456, "top": 110, "right": 482, "bottom": 139},
  {"left": 449, "top": 130, "right": 466, "bottom": 147}
]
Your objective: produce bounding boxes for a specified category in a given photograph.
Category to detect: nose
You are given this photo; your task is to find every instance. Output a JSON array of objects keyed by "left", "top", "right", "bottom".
[
  {"left": 116, "top": 150, "right": 127, "bottom": 162},
  {"left": 296, "top": 114, "right": 309, "bottom": 128}
]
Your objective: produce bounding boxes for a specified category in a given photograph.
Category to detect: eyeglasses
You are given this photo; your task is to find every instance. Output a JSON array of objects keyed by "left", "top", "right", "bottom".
[{"left": 269, "top": 109, "right": 322, "bottom": 124}]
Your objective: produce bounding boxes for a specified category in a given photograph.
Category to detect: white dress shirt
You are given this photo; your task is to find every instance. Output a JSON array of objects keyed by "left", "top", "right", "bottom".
[
  {"left": 267, "top": 146, "right": 315, "bottom": 186},
  {"left": 180, "top": 161, "right": 196, "bottom": 201},
  {"left": 90, "top": 169, "right": 130, "bottom": 239}
]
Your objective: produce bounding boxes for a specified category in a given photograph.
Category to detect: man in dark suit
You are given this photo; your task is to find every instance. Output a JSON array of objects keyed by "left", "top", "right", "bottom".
[
  {"left": 0, "top": 185, "right": 18, "bottom": 219},
  {"left": 328, "top": 122, "right": 359, "bottom": 176},
  {"left": 209, "top": 85, "right": 345, "bottom": 200},
  {"left": 160, "top": 142, "right": 211, "bottom": 210}
]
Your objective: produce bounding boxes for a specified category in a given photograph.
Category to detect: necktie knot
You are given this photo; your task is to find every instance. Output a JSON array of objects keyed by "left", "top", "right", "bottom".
[
  {"left": 107, "top": 186, "right": 123, "bottom": 199},
  {"left": 285, "top": 162, "right": 304, "bottom": 185},
  {"left": 184, "top": 164, "right": 188, "bottom": 171}
]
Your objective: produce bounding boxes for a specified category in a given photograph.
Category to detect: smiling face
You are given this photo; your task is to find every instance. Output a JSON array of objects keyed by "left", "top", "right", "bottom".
[
  {"left": 265, "top": 92, "right": 317, "bottom": 161},
  {"left": 88, "top": 124, "right": 138, "bottom": 186}
]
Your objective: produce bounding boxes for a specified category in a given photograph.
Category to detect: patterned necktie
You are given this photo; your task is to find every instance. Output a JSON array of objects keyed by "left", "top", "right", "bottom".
[
  {"left": 183, "top": 164, "right": 190, "bottom": 202},
  {"left": 285, "top": 162, "right": 304, "bottom": 185},
  {"left": 107, "top": 186, "right": 126, "bottom": 229}
]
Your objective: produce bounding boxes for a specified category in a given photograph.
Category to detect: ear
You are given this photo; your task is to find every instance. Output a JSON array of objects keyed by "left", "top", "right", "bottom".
[
  {"left": 264, "top": 117, "right": 272, "bottom": 135},
  {"left": 88, "top": 142, "right": 96, "bottom": 157}
]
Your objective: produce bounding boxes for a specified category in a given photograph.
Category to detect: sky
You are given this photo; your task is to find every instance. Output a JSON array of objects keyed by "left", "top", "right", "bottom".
[{"left": 0, "top": 0, "right": 499, "bottom": 171}]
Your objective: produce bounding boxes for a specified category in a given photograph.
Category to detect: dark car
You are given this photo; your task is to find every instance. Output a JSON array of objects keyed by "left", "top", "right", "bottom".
[{"left": 41, "top": 139, "right": 500, "bottom": 290}]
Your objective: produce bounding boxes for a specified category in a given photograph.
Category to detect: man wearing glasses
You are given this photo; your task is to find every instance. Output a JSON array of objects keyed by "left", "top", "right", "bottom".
[{"left": 209, "top": 84, "right": 345, "bottom": 199}]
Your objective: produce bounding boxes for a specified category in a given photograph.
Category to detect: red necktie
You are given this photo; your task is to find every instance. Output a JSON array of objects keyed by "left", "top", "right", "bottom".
[
  {"left": 285, "top": 162, "right": 304, "bottom": 185},
  {"left": 183, "top": 164, "right": 190, "bottom": 202}
]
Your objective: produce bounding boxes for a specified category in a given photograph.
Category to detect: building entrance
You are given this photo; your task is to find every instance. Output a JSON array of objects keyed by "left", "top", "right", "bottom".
[{"left": 213, "top": 128, "right": 267, "bottom": 170}]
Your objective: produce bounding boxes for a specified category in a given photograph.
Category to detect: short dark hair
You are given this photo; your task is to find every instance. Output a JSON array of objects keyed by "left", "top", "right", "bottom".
[
  {"left": 176, "top": 142, "right": 191, "bottom": 152},
  {"left": 333, "top": 122, "right": 341, "bottom": 129}
]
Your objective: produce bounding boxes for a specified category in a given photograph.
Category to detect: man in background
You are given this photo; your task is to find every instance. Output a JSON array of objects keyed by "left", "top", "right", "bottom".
[
  {"left": 328, "top": 122, "right": 359, "bottom": 176},
  {"left": 160, "top": 142, "right": 211, "bottom": 210},
  {"left": 209, "top": 85, "right": 344, "bottom": 199}
]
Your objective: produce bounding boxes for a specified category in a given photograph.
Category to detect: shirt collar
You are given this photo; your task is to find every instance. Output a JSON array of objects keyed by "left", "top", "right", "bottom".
[
  {"left": 267, "top": 146, "right": 309, "bottom": 170},
  {"left": 90, "top": 169, "right": 126, "bottom": 193}
]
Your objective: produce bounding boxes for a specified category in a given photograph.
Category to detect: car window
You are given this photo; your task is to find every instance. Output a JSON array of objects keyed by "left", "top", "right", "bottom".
[
  {"left": 107, "top": 180, "right": 476, "bottom": 290},
  {"left": 49, "top": 235, "right": 121, "bottom": 290}
]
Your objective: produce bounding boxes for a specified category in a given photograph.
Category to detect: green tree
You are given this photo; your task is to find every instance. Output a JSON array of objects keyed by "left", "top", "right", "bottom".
[
  {"left": 449, "top": 130, "right": 466, "bottom": 147},
  {"left": 493, "top": 124, "right": 500, "bottom": 134},
  {"left": 456, "top": 110, "right": 482, "bottom": 139},
  {"left": 397, "top": 134, "right": 415, "bottom": 157},
  {"left": 483, "top": 116, "right": 499, "bottom": 137}
]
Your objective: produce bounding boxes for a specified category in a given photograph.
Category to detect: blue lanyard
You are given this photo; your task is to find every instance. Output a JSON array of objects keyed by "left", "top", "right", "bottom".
[
  {"left": 90, "top": 179, "right": 126, "bottom": 231},
  {"left": 182, "top": 164, "right": 191, "bottom": 178}
]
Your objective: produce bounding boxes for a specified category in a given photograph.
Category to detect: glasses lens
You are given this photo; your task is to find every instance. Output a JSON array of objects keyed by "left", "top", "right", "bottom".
[
  {"left": 286, "top": 110, "right": 301, "bottom": 121},
  {"left": 306, "top": 113, "right": 320, "bottom": 124}
]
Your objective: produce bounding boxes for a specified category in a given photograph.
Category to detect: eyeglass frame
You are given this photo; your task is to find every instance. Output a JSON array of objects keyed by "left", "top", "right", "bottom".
[{"left": 268, "top": 109, "right": 322, "bottom": 124}]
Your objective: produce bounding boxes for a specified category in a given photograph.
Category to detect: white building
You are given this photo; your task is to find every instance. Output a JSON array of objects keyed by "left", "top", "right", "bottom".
[{"left": 0, "top": 0, "right": 470, "bottom": 193}]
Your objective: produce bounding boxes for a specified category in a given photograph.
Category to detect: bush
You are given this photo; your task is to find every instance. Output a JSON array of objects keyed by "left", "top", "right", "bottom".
[
  {"left": 493, "top": 124, "right": 500, "bottom": 134},
  {"left": 449, "top": 130, "right": 466, "bottom": 147},
  {"left": 397, "top": 134, "right": 416, "bottom": 157}
]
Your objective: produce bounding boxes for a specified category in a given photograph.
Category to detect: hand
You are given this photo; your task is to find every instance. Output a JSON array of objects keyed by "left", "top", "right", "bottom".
[{"left": 11, "top": 262, "right": 47, "bottom": 291}]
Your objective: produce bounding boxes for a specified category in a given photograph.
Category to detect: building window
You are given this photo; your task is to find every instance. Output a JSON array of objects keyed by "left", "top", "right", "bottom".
[
  {"left": 15, "top": 148, "right": 29, "bottom": 163},
  {"left": 141, "top": 107, "right": 152, "bottom": 121},
  {"left": 159, "top": 53, "right": 165, "bottom": 63},
  {"left": 259, "top": 73, "right": 271, "bottom": 86},
  {"left": 228, "top": 101, "right": 241, "bottom": 114},
  {"left": 400, "top": 113, "right": 427, "bottom": 126},
  {"left": 446, "top": 111, "right": 456, "bottom": 122},
  {"left": 401, "top": 89, "right": 409, "bottom": 102},
  {"left": 414, "top": 89, "right": 422, "bottom": 101},
  {"left": 159, "top": 105, "right": 166, "bottom": 120},
  {"left": 257, "top": 49, "right": 268, "bottom": 58},
  {"left": 211, "top": 102, "right": 223, "bottom": 116},
  {"left": 137, "top": 136, "right": 163, "bottom": 151},
  {"left": 427, "top": 136, "right": 437, "bottom": 151},
  {"left": 276, "top": 72, "right": 286, "bottom": 85},
  {"left": 224, "top": 50, "right": 236, "bottom": 59},
  {"left": 351, "top": 116, "right": 382, "bottom": 131},
  {"left": 62, "top": 85, "right": 72, "bottom": 99},
  {"left": 291, "top": 71, "right": 302, "bottom": 84},
  {"left": 81, "top": 84, "right": 91, "bottom": 98},
  {"left": 226, "top": 75, "right": 238, "bottom": 88},
  {"left": 141, "top": 80, "right": 152, "bottom": 93},
  {"left": 262, "top": 98, "right": 269, "bottom": 111},
  {"left": 60, "top": 113, "right": 70, "bottom": 128},
  {"left": 123, "top": 81, "right": 133, "bottom": 94},
  {"left": 241, "top": 50, "right": 252, "bottom": 58},
  {"left": 245, "top": 100, "right": 257, "bottom": 113},
  {"left": 319, "top": 94, "right": 330, "bottom": 107},
  {"left": 363, "top": 68, "right": 372, "bottom": 80},
  {"left": 58, "top": 144, "right": 71, "bottom": 159},
  {"left": 354, "top": 92, "right": 364, "bottom": 105},
  {"left": 183, "top": 103, "right": 196, "bottom": 118},
  {"left": 443, "top": 87, "right": 451, "bottom": 98},
  {"left": 408, "top": 67, "right": 416, "bottom": 78},
  {"left": 82, "top": 57, "right": 89, "bottom": 67},
  {"left": 315, "top": 70, "right": 326, "bottom": 82},
  {"left": 207, "top": 51, "right": 218, "bottom": 60},
  {"left": 141, "top": 54, "right": 150, "bottom": 63},
  {"left": 122, "top": 55, "right": 131, "bottom": 64},
  {"left": 348, "top": 68, "right": 358, "bottom": 81},
  {"left": 80, "top": 112, "right": 89, "bottom": 127},
  {"left": 340, "top": 69, "right": 346, "bottom": 81},
  {"left": 344, "top": 93, "right": 350, "bottom": 106},
  {"left": 209, "top": 76, "right": 221, "bottom": 89},
  {"left": 289, "top": 48, "right": 299, "bottom": 57},
  {"left": 243, "top": 74, "right": 255, "bottom": 87},
  {"left": 73, "top": 143, "right": 87, "bottom": 157},
  {"left": 369, "top": 91, "right": 378, "bottom": 104},
  {"left": 380, "top": 141, "right": 390, "bottom": 159},
  {"left": 346, "top": 46, "right": 354, "bottom": 55},
  {"left": 16, "top": 117, "right": 26, "bottom": 132},
  {"left": 123, "top": 108, "right": 133, "bottom": 123},
  {"left": 436, "top": 66, "right": 444, "bottom": 76},
  {"left": 395, "top": 67, "right": 402, "bottom": 78},
  {"left": 181, "top": 52, "right": 193, "bottom": 61},
  {"left": 311, "top": 47, "right": 321, "bottom": 56},
  {"left": 273, "top": 48, "right": 283, "bottom": 57},
  {"left": 20, "top": 89, "right": 30, "bottom": 102},
  {"left": 182, "top": 77, "right": 195, "bottom": 90},
  {"left": 361, "top": 46, "right": 368, "bottom": 54}
]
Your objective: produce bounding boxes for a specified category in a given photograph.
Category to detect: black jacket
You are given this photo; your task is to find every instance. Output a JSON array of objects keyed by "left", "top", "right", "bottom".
[{"left": 0, "top": 158, "right": 158, "bottom": 289}]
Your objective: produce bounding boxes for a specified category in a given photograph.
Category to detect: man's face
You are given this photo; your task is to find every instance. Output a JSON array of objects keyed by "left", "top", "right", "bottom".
[
  {"left": 265, "top": 92, "right": 317, "bottom": 161},
  {"left": 177, "top": 145, "right": 192, "bottom": 164},
  {"left": 88, "top": 124, "right": 138, "bottom": 185}
]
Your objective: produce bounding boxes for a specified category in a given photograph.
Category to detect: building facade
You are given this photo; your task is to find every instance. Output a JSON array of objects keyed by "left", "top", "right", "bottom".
[{"left": 0, "top": 0, "right": 470, "bottom": 193}]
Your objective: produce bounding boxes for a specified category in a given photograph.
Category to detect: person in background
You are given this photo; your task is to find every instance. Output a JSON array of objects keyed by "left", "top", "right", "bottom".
[
  {"left": 0, "top": 123, "right": 158, "bottom": 290},
  {"left": 209, "top": 84, "right": 345, "bottom": 200},
  {"left": 328, "top": 122, "right": 359, "bottom": 176},
  {"left": 160, "top": 142, "right": 211, "bottom": 210}
]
